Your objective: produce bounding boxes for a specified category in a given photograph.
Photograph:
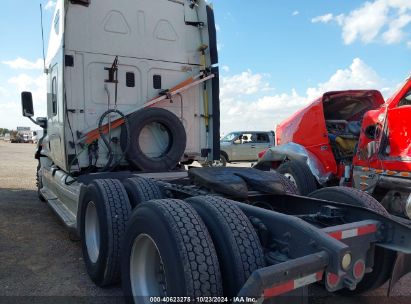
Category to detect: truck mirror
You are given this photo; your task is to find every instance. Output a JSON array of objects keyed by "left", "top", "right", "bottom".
[
  {"left": 21, "top": 92, "right": 34, "bottom": 117},
  {"left": 405, "top": 91, "right": 411, "bottom": 101}
]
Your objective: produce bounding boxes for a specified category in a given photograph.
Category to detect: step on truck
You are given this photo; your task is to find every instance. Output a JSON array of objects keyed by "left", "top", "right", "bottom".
[{"left": 21, "top": 0, "right": 411, "bottom": 303}]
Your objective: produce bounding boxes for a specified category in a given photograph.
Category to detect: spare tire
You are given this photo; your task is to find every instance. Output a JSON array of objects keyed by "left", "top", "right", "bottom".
[{"left": 121, "top": 108, "right": 187, "bottom": 172}]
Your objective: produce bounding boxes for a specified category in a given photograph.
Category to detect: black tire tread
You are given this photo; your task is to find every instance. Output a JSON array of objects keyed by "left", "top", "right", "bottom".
[
  {"left": 150, "top": 199, "right": 223, "bottom": 296},
  {"left": 277, "top": 160, "right": 318, "bottom": 195},
  {"left": 309, "top": 186, "right": 389, "bottom": 216},
  {"left": 123, "top": 177, "right": 164, "bottom": 208},
  {"left": 93, "top": 179, "right": 131, "bottom": 286},
  {"left": 271, "top": 171, "right": 299, "bottom": 194},
  {"left": 121, "top": 108, "right": 187, "bottom": 172},
  {"left": 220, "top": 153, "right": 228, "bottom": 166},
  {"left": 187, "top": 196, "right": 265, "bottom": 296}
]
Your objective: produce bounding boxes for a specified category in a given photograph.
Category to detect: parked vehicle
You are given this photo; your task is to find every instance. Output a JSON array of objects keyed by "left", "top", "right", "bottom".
[
  {"left": 22, "top": 133, "right": 33, "bottom": 143},
  {"left": 32, "top": 130, "right": 44, "bottom": 144},
  {"left": 10, "top": 132, "right": 24, "bottom": 143},
  {"left": 256, "top": 81, "right": 411, "bottom": 220},
  {"left": 21, "top": 1, "right": 411, "bottom": 302},
  {"left": 219, "top": 131, "right": 274, "bottom": 165}
]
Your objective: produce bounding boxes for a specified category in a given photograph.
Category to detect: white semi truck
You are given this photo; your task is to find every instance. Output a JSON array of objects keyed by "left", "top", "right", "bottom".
[{"left": 21, "top": 1, "right": 411, "bottom": 303}]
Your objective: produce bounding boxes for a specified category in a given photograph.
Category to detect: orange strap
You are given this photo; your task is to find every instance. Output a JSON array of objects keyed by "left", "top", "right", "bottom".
[
  {"left": 81, "top": 74, "right": 210, "bottom": 145},
  {"left": 84, "top": 117, "right": 125, "bottom": 145}
]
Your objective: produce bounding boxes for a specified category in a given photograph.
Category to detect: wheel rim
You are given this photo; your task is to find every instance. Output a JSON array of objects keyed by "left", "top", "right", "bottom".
[
  {"left": 283, "top": 173, "right": 297, "bottom": 186},
  {"left": 130, "top": 234, "right": 167, "bottom": 297},
  {"left": 85, "top": 201, "right": 100, "bottom": 263},
  {"left": 211, "top": 159, "right": 225, "bottom": 167}
]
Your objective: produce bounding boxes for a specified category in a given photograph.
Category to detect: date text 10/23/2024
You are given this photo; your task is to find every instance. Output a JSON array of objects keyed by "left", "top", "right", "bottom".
[{"left": 148, "top": 297, "right": 257, "bottom": 303}]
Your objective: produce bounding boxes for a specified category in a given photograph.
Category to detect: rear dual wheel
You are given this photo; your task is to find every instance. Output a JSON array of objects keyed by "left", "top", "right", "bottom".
[
  {"left": 121, "top": 199, "right": 223, "bottom": 302},
  {"left": 186, "top": 196, "right": 265, "bottom": 297},
  {"left": 123, "top": 177, "right": 164, "bottom": 208},
  {"left": 121, "top": 197, "right": 265, "bottom": 302},
  {"left": 80, "top": 179, "right": 131, "bottom": 286}
]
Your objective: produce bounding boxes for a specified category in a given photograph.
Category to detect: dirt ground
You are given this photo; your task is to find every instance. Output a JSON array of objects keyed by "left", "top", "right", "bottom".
[
  {"left": 0, "top": 141, "right": 123, "bottom": 303},
  {"left": 0, "top": 140, "right": 410, "bottom": 303}
]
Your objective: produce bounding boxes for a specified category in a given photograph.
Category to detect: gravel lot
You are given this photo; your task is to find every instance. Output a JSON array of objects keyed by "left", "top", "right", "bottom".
[
  {"left": 0, "top": 141, "right": 122, "bottom": 303},
  {"left": 0, "top": 140, "right": 410, "bottom": 303}
]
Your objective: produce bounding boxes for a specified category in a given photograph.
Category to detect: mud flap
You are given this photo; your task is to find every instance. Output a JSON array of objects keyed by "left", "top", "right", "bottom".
[
  {"left": 236, "top": 252, "right": 327, "bottom": 303},
  {"left": 388, "top": 252, "right": 411, "bottom": 296}
]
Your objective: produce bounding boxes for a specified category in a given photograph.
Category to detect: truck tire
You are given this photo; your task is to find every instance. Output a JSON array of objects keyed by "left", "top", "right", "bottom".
[
  {"left": 122, "top": 177, "right": 164, "bottom": 208},
  {"left": 219, "top": 153, "right": 228, "bottom": 167},
  {"left": 80, "top": 179, "right": 131, "bottom": 286},
  {"left": 308, "top": 186, "right": 396, "bottom": 294},
  {"left": 121, "top": 199, "right": 223, "bottom": 300},
  {"left": 186, "top": 196, "right": 265, "bottom": 297},
  {"left": 270, "top": 170, "right": 299, "bottom": 194},
  {"left": 121, "top": 108, "right": 187, "bottom": 172},
  {"left": 277, "top": 160, "right": 318, "bottom": 195},
  {"left": 308, "top": 186, "right": 389, "bottom": 216},
  {"left": 36, "top": 162, "right": 46, "bottom": 202}
]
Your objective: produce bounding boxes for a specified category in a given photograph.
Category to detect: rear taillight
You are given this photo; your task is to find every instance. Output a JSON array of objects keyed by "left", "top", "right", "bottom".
[{"left": 353, "top": 259, "right": 365, "bottom": 280}]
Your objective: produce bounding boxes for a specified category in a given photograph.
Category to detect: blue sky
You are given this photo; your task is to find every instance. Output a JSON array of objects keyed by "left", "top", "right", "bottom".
[
  {"left": 214, "top": 0, "right": 410, "bottom": 92},
  {"left": 0, "top": 0, "right": 410, "bottom": 132}
]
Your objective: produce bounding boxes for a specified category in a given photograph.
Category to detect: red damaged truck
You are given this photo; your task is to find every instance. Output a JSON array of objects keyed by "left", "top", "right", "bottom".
[{"left": 256, "top": 76, "right": 411, "bottom": 220}]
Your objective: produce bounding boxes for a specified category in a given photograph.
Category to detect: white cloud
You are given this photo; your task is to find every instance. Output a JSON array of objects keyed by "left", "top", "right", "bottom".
[
  {"left": 215, "top": 24, "right": 221, "bottom": 32},
  {"left": 44, "top": 0, "right": 56, "bottom": 11},
  {"left": 306, "top": 58, "right": 386, "bottom": 97},
  {"left": 407, "top": 41, "right": 411, "bottom": 48},
  {"left": 382, "top": 14, "right": 411, "bottom": 44},
  {"left": 2, "top": 58, "right": 43, "bottom": 70},
  {"left": 220, "top": 70, "right": 272, "bottom": 101},
  {"left": 340, "top": 1, "right": 390, "bottom": 44},
  {"left": 311, "top": 13, "right": 334, "bottom": 24},
  {"left": 222, "top": 66, "right": 230, "bottom": 73},
  {"left": 292, "top": 11, "right": 300, "bottom": 17},
  {"left": 219, "top": 58, "right": 391, "bottom": 133},
  {"left": 0, "top": 71, "right": 47, "bottom": 129},
  {"left": 312, "top": 0, "right": 411, "bottom": 46}
]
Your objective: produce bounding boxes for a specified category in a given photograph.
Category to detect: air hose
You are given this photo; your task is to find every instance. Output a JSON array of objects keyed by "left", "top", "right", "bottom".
[{"left": 98, "top": 109, "right": 131, "bottom": 172}]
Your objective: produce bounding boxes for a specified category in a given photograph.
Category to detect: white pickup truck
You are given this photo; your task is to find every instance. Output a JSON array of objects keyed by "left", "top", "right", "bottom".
[{"left": 219, "top": 131, "right": 275, "bottom": 165}]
